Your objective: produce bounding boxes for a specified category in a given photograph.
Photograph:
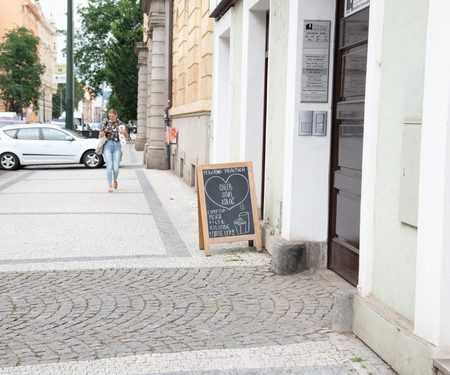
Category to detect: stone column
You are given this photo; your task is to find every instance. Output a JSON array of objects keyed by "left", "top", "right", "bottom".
[
  {"left": 134, "top": 42, "right": 148, "bottom": 151},
  {"left": 141, "top": 0, "right": 168, "bottom": 169}
]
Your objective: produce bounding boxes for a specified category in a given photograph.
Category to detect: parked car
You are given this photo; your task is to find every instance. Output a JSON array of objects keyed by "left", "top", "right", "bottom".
[
  {"left": 87, "top": 122, "right": 102, "bottom": 131},
  {"left": 0, "top": 120, "right": 28, "bottom": 128},
  {"left": 50, "top": 118, "right": 66, "bottom": 129},
  {"left": 0, "top": 124, "right": 104, "bottom": 170},
  {"left": 0, "top": 112, "right": 19, "bottom": 120}
]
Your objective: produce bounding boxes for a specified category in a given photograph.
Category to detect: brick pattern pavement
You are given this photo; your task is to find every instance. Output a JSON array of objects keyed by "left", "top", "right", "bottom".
[
  {"left": 0, "top": 267, "right": 395, "bottom": 374},
  {"left": 0, "top": 143, "right": 397, "bottom": 374}
]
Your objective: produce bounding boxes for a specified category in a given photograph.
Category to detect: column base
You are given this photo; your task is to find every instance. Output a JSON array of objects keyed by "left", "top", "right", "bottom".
[
  {"left": 135, "top": 135, "right": 147, "bottom": 151},
  {"left": 144, "top": 144, "right": 169, "bottom": 170}
]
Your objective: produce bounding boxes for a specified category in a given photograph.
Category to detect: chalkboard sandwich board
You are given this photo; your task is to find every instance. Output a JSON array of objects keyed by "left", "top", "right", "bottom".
[{"left": 196, "top": 162, "right": 262, "bottom": 256}]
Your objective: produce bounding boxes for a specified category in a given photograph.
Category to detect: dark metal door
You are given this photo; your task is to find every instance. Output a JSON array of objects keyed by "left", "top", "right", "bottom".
[
  {"left": 328, "top": 4, "right": 369, "bottom": 286},
  {"left": 261, "top": 10, "right": 269, "bottom": 220}
]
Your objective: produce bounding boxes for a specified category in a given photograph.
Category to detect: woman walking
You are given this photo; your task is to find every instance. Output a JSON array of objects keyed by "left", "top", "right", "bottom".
[{"left": 99, "top": 108, "right": 128, "bottom": 192}]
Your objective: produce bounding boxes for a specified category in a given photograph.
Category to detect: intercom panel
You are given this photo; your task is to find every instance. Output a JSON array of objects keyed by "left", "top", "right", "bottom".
[
  {"left": 313, "top": 111, "right": 327, "bottom": 136},
  {"left": 299, "top": 110, "right": 313, "bottom": 136}
]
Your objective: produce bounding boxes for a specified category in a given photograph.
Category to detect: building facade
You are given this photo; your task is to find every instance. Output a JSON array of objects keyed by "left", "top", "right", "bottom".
[
  {"left": 209, "top": 0, "right": 449, "bottom": 374},
  {"left": 136, "top": 0, "right": 171, "bottom": 168},
  {"left": 136, "top": 0, "right": 213, "bottom": 177},
  {"left": 0, "top": 0, "right": 57, "bottom": 122},
  {"left": 0, "top": 0, "right": 39, "bottom": 37},
  {"left": 168, "top": 0, "right": 213, "bottom": 185},
  {"left": 35, "top": 1, "right": 57, "bottom": 123},
  {"left": 135, "top": 0, "right": 450, "bottom": 373}
]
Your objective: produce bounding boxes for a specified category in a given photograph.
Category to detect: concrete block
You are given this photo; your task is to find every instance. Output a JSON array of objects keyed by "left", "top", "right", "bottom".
[
  {"left": 270, "top": 240, "right": 306, "bottom": 275},
  {"left": 332, "top": 289, "right": 357, "bottom": 332},
  {"left": 305, "top": 241, "right": 328, "bottom": 269}
]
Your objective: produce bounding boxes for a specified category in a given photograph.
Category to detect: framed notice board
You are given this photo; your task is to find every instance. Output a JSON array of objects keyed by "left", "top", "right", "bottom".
[{"left": 196, "top": 162, "right": 262, "bottom": 256}]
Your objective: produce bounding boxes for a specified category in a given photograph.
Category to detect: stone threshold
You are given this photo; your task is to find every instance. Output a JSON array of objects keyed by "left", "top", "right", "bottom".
[{"left": 435, "top": 358, "right": 450, "bottom": 375}]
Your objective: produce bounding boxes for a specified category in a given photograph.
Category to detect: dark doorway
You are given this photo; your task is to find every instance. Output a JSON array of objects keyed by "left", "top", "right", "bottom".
[
  {"left": 328, "top": 3, "right": 369, "bottom": 286},
  {"left": 260, "top": 10, "right": 269, "bottom": 220}
]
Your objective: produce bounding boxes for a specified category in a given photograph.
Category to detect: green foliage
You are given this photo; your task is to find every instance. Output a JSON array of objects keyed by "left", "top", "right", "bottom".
[
  {"left": 74, "top": 0, "right": 142, "bottom": 122},
  {"left": 0, "top": 27, "right": 45, "bottom": 114},
  {"left": 52, "top": 80, "right": 86, "bottom": 119}
]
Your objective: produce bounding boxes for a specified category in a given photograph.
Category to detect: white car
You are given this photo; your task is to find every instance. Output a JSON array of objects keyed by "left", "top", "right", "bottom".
[{"left": 0, "top": 124, "right": 104, "bottom": 170}]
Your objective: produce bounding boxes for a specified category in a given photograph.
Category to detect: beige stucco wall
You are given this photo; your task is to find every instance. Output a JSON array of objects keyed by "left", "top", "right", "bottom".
[
  {"left": 170, "top": 0, "right": 213, "bottom": 184},
  {"left": 370, "top": 0, "right": 428, "bottom": 322},
  {"left": 0, "top": 0, "right": 38, "bottom": 38},
  {"left": 353, "top": 1, "right": 436, "bottom": 374},
  {"left": 171, "top": 0, "right": 212, "bottom": 115}
]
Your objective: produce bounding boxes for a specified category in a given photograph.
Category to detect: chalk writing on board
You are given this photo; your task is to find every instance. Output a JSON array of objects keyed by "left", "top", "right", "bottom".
[
  {"left": 204, "top": 174, "right": 250, "bottom": 211},
  {"left": 203, "top": 168, "right": 254, "bottom": 239}
]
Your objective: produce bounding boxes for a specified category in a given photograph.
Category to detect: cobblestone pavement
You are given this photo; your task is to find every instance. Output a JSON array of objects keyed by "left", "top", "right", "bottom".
[{"left": 0, "top": 141, "right": 397, "bottom": 374}]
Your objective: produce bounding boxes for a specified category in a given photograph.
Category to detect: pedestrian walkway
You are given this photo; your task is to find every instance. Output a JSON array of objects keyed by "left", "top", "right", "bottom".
[{"left": 0, "top": 141, "right": 397, "bottom": 374}]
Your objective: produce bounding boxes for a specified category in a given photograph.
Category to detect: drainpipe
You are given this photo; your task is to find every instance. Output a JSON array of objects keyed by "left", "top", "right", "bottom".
[{"left": 164, "top": 0, "right": 173, "bottom": 170}]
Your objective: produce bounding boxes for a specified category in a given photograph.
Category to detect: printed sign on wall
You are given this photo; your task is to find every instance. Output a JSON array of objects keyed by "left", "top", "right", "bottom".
[
  {"left": 53, "top": 64, "right": 66, "bottom": 83},
  {"left": 301, "top": 21, "right": 331, "bottom": 103},
  {"left": 345, "top": 0, "right": 370, "bottom": 17}
]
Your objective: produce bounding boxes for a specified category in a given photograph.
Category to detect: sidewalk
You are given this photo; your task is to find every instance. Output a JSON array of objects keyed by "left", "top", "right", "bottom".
[{"left": 0, "top": 141, "right": 397, "bottom": 374}]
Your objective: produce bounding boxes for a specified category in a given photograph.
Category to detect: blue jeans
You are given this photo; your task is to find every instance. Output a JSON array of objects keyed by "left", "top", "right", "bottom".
[{"left": 103, "top": 140, "right": 121, "bottom": 186}]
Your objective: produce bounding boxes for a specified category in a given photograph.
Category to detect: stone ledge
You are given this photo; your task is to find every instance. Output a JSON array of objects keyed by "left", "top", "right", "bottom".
[
  {"left": 435, "top": 359, "right": 450, "bottom": 375},
  {"left": 332, "top": 289, "right": 357, "bottom": 333},
  {"left": 353, "top": 294, "right": 435, "bottom": 375}
]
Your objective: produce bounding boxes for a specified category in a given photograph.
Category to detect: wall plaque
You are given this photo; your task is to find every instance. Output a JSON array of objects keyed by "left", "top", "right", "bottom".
[
  {"left": 301, "top": 21, "right": 331, "bottom": 103},
  {"left": 345, "top": 0, "right": 370, "bottom": 17}
]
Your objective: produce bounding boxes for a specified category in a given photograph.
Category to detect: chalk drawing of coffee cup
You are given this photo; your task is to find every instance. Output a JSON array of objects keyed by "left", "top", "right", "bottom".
[
  {"left": 234, "top": 216, "right": 246, "bottom": 235},
  {"left": 239, "top": 212, "right": 249, "bottom": 231},
  {"left": 234, "top": 212, "right": 249, "bottom": 234}
]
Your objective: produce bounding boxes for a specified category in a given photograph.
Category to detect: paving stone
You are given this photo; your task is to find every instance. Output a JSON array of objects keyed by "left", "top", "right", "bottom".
[{"left": 0, "top": 144, "right": 397, "bottom": 375}]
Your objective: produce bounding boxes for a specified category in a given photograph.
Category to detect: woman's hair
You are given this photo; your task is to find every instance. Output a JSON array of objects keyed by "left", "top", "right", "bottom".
[{"left": 108, "top": 108, "right": 118, "bottom": 116}]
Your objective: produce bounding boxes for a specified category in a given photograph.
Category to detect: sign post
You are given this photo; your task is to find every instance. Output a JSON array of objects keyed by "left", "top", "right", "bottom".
[
  {"left": 197, "top": 162, "right": 262, "bottom": 256},
  {"left": 53, "top": 64, "right": 67, "bottom": 84}
]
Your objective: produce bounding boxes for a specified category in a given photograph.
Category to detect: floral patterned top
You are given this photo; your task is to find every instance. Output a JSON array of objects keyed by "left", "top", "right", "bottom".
[{"left": 102, "top": 120, "right": 124, "bottom": 142}]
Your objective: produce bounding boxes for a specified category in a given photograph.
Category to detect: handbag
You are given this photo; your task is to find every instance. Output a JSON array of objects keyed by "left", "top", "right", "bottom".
[{"left": 95, "top": 135, "right": 107, "bottom": 155}]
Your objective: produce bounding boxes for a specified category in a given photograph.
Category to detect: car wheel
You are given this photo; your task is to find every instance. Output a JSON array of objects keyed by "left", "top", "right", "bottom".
[
  {"left": 83, "top": 151, "right": 103, "bottom": 168},
  {"left": 0, "top": 152, "right": 20, "bottom": 170}
]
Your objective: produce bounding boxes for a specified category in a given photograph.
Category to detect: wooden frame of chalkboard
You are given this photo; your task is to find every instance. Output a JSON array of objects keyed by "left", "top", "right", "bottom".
[{"left": 196, "top": 162, "right": 263, "bottom": 256}]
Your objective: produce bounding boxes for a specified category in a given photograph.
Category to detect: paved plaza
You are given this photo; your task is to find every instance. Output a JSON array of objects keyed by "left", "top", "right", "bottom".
[{"left": 0, "top": 141, "right": 397, "bottom": 374}]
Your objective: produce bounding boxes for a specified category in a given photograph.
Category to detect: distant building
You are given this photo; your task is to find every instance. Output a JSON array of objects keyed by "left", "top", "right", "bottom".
[
  {"left": 136, "top": 0, "right": 213, "bottom": 178},
  {"left": 35, "top": 1, "right": 57, "bottom": 123},
  {"left": 81, "top": 85, "right": 103, "bottom": 124},
  {"left": 0, "top": 0, "right": 57, "bottom": 122}
]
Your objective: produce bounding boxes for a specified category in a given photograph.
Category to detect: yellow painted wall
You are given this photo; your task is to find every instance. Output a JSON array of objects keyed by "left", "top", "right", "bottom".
[{"left": 170, "top": 0, "right": 212, "bottom": 116}]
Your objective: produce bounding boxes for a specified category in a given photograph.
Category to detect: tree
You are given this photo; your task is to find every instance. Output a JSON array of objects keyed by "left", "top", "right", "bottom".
[
  {"left": 0, "top": 27, "right": 45, "bottom": 115},
  {"left": 75, "top": 0, "right": 142, "bottom": 122},
  {"left": 52, "top": 80, "right": 86, "bottom": 119}
]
